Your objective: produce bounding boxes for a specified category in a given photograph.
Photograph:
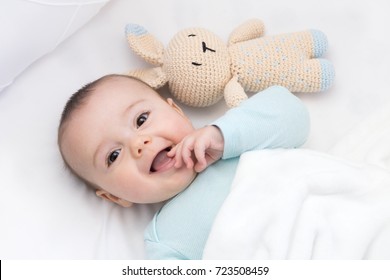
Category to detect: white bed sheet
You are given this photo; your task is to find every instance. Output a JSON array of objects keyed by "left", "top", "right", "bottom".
[{"left": 1, "top": 0, "right": 390, "bottom": 259}]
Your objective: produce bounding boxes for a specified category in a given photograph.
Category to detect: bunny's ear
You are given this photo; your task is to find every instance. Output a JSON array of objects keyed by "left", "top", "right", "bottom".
[
  {"left": 127, "top": 67, "right": 167, "bottom": 89},
  {"left": 125, "top": 23, "right": 164, "bottom": 66},
  {"left": 228, "top": 19, "right": 265, "bottom": 45}
]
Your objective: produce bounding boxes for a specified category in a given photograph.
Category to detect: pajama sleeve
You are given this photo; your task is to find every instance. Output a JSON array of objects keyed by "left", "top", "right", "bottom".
[{"left": 212, "top": 86, "right": 310, "bottom": 159}]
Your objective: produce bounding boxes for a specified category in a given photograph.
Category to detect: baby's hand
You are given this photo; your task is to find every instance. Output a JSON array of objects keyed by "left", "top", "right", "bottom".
[{"left": 168, "top": 125, "right": 224, "bottom": 173}]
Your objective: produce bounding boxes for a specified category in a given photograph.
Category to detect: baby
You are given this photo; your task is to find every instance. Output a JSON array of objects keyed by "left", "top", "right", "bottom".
[{"left": 58, "top": 74, "right": 310, "bottom": 259}]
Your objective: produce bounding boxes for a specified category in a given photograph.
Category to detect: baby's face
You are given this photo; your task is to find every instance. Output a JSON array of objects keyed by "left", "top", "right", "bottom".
[{"left": 61, "top": 78, "right": 196, "bottom": 205}]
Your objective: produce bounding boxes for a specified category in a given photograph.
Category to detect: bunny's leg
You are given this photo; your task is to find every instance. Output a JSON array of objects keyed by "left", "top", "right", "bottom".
[
  {"left": 318, "top": 58, "right": 335, "bottom": 91},
  {"left": 292, "top": 58, "right": 334, "bottom": 92},
  {"left": 310, "top": 30, "right": 329, "bottom": 58}
]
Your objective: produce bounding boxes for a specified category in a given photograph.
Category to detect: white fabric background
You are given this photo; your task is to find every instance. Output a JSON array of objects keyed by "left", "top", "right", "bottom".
[{"left": 1, "top": 0, "right": 390, "bottom": 259}]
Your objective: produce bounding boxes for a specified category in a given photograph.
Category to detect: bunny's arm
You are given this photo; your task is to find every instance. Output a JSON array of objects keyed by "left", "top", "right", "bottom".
[
  {"left": 224, "top": 76, "right": 248, "bottom": 108},
  {"left": 228, "top": 19, "right": 265, "bottom": 45}
]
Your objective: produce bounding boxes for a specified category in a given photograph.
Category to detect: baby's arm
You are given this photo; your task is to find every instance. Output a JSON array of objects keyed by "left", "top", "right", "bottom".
[
  {"left": 167, "top": 125, "right": 224, "bottom": 173},
  {"left": 215, "top": 85, "right": 310, "bottom": 159}
]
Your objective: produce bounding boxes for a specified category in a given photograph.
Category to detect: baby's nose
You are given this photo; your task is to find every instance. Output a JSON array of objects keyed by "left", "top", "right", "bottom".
[{"left": 131, "top": 135, "right": 151, "bottom": 158}]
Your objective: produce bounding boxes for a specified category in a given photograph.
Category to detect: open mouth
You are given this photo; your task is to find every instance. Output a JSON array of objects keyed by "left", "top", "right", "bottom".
[{"left": 150, "top": 146, "right": 173, "bottom": 173}]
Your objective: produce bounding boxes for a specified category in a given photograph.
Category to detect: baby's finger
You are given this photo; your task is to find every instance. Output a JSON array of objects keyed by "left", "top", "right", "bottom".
[
  {"left": 167, "top": 145, "right": 177, "bottom": 157},
  {"left": 194, "top": 143, "right": 207, "bottom": 172},
  {"left": 182, "top": 141, "right": 195, "bottom": 169},
  {"left": 172, "top": 144, "right": 184, "bottom": 168}
]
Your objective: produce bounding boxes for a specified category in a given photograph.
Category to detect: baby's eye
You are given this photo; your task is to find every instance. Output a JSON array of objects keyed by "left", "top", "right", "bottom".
[
  {"left": 107, "top": 149, "right": 121, "bottom": 166},
  {"left": 136, "top": 112, "right": 149, "bottom": 128}
]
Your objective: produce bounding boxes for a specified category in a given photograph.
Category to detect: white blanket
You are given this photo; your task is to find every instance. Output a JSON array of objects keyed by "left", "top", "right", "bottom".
[
  {"left": 204, "top": 98, "right": 390, "bottom": 260},
  {"left": 203, "top": 149, "right": 390, "bottom": 259}
]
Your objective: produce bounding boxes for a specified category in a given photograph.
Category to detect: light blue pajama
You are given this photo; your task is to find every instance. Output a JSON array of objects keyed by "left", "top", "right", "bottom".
[{"left": 144, "top": 86, "right": 310, "bottom": 259}]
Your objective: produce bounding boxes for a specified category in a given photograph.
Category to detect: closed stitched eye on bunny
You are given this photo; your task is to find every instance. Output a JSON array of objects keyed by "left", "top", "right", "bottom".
[
  {"left": 192, "top": 43, "right": 216, "bottom": 66},
  {"left": 187, "top": 34, "right": 216, "bottom": 66},
  {"left": 125, "top": 19, "right": 335, "bottom": 108}
]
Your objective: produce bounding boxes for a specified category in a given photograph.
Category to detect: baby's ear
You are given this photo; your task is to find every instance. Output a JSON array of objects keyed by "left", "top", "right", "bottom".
[
  {"left": 167, "top": 98, "right": 185, "bottom": 116},
  {"left": 96, "top": 190, "right": 133, "bottom": 208}
]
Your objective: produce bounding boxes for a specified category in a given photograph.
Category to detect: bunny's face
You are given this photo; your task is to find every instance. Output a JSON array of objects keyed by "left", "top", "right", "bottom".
[{"left": 163, "top": 28, "right": 231, "bottom": 107}]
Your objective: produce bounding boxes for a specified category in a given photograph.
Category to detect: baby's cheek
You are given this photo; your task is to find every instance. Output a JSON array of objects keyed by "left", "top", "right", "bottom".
[{"left": 107, "top": 172, "right": 140, "bottom": 200}]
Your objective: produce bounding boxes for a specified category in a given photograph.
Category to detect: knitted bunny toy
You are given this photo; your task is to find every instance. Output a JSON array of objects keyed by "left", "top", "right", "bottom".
[{"left": 126, "top": 19, "right": 334, "bottom": 108}]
